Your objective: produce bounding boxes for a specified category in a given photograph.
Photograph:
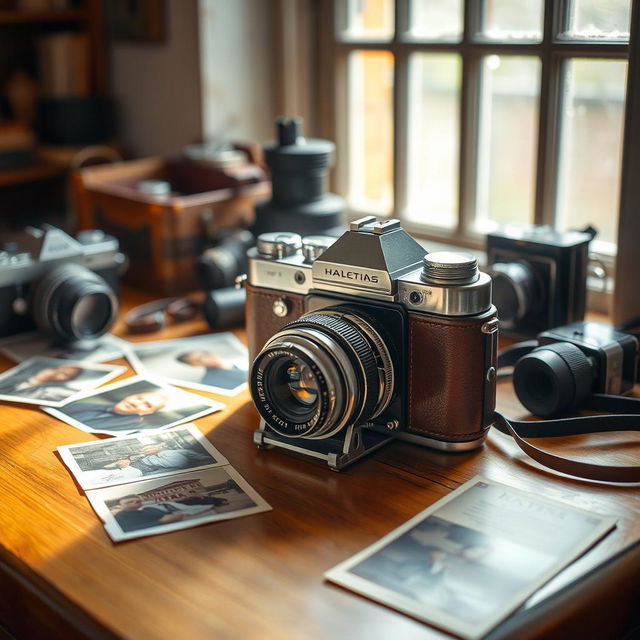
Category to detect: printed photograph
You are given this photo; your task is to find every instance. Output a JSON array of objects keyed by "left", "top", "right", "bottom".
[
  {"left": 0, "top": 357, "right": 126, "bottom": 407},
  {"left": 88, "top": 466, "right": 272, "bottom": 541},
  {"left": 325, "top": 477, "right": 616, "bottom": 640},
  {"left": 125, "top": 333, "right": 248, "bottom": 396},
  {"left": 58, "top": 423, "right": 228, "bottom": 489},
  {"left": 44, "top": 375, "right": 225, "bottom": 436},
  {"left": 0, "top": 332, "right": 126, "bottom": 363}
]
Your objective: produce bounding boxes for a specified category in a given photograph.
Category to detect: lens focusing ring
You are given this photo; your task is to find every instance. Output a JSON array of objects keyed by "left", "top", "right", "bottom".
[
  {"left": 513, "top": 342, "right": 594, "bottom": 417},
  {"left": 285, "top": 312, "right": 381, "bottom": 429}
]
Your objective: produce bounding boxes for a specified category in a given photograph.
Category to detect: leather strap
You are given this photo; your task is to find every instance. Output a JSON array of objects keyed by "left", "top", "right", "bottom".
[{"left": 494, "top": 412, "right": 640, "bottom": 483}]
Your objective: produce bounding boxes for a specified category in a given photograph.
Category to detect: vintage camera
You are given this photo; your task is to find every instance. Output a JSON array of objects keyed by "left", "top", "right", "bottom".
[
  {"left": 0, "top": 226, "right": 125, "bottom": 342},
  {"left": 512, "top": 322, "right": 638, "bottom": 418},
  {"left": 197, "top": 228, "right": 255, "bottom": 291},
  {"left": 486, "top": 224, "right": 596, "bottom": 336},
  {"left": 246, "top": 217, "right": 498, "bottom": 470}
]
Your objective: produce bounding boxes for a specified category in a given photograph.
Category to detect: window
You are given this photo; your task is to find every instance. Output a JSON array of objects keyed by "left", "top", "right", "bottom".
[{"left": 325, "top": 0, "right": 633, "bottom": 259}]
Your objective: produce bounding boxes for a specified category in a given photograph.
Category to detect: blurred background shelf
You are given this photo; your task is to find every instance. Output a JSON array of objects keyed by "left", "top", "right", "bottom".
[{"left": 0, "top": 9, "right": 85, "bottom": 24}]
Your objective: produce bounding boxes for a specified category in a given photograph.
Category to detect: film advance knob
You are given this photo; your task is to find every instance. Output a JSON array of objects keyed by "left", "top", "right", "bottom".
[
  {"left": 256, "top": 232, "right": 303, "bottom": 259},
  {"left": 421, "top": 251, "right": 479, "bottom": 285}
]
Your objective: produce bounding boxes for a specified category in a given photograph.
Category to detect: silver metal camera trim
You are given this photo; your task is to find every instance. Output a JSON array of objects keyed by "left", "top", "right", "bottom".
[
  {"left": 398, "top": 269, "right": 492, "bottom": 316},
  {"left": 247, "top": 248, "right": 312, "bottom": 295}
]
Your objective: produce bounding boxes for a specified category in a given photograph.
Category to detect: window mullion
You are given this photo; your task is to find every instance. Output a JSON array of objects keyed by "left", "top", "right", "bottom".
[{"left": 393, "top": 0, "right": 409, "bottom": 221}]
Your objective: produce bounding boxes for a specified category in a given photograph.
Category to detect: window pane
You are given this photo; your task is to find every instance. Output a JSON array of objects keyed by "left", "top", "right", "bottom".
[
  {"left": 406, "top": 54, "right": 461, "bottom": 228},
  {"left": 481, "top": 0, "right": 543, "bottom": 41},
  {"left": 563, "top": 0, "right": 631, "bottom": 41},
  {"left": 337, "top": 0, "right": 394, "bottom": 41},
  {"left": 476, "top": 56, "right": 541, "bottom": 231},
  {"left": 348, "top": 50, "right": 394, "bottom": 215},
  {"left": 557, "top": 59, "right": 627, "bottom": 247},
  {"left": 406, "top": 0, "right": 463, "bottom": 42}
]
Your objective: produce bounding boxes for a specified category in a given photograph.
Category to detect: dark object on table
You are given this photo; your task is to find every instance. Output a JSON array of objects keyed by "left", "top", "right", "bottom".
[
  {"left": 0, "top": 226, "right": 125, "bottom": 342},
  {"left": 511, "top": 321, "right": 638, "bottom": 417},
  {"left": 486, "top": 224, "right": 596, "bottom": 337},
  {"left": 197, "top": 229, "right": 255, "bottom": 291},
  {"left": 246, "top": 216, "right": 498, "bottom": 470},
  {"left": 73, "top": 154, "right": 269, "bottom": 295},
  {"left": 251, "top": 117, "right": 345, "bottom": 237},
  {"left": 203, "top": 287, "right": 246, "bottom": 330}
]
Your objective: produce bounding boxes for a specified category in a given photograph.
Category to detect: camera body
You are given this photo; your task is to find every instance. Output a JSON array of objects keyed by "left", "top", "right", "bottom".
[
  {"left": 513, "top": 321, "right": 638, "bottom": 417},
  {"left": 487, "top": 224, "right": 594, "bottom": 336},
  {"left": 0, "top": 226, "right": 124, "bottom": 341},
  {"left": 246, "top": 217, "right": 498, "bottom": 469}
]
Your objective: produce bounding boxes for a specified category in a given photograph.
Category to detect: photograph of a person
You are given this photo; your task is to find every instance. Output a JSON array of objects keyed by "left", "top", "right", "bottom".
[
  {"left": 325, "top": 477, "right": 616, "bottom": 640},
  {"left": 0, "top": 331, "right": 126, "bottom": 363},
  {"left": 125, "top": 333, "right": 248, "bottom": 396},
  {"left": 44, "top": 375, "right": 225, "bottom": 436},
  {"left": 87, "top": 466, "right": 272, "bottom": 541},
  {"left": 0, "top": 357, "right": 126, "bottom": 407},
  {"left": 58, "top": 423, "right": 228, "bottom": 489}
]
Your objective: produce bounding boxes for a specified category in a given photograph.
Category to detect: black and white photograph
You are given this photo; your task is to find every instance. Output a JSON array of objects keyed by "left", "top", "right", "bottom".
[
  {"left": 87, "top": 466, "right": 272, "bottom": 541},
  {"left": 125, "top": 333, "right": 248, "bottom": 396},
  {"left": 44, "top": 376, "right": 225, "bottom": 436},
  {"left": 58, "top": 423, "right": 228, "bottom": 489},
  {"left": 0, "top": 332, "right": 126, "bottom": 364},
  {"left": 325, "top": 476, "right": 616, "bottom": 640},
  {"left": 0, "top": 357, "right": 126, "bottom": 407}
]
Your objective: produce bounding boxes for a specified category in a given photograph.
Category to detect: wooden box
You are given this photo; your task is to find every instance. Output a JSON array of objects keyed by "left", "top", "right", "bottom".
[{"left": 72, "top": 157, "right": 270, "bottom": 295}]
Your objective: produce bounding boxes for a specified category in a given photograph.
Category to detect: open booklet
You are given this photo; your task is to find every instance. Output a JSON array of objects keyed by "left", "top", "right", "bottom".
[{"left": 325, "top": 476, "right": 616, "bottom": 640}]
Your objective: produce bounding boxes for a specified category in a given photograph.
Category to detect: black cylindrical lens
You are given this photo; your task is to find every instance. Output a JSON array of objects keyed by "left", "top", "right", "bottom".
[
  {"left": 30, "top": 263, "right": 118, "bottom": 341},
  {"left": 203, "top": 287, "right": 246, "bottom": 329},
  {"left": 513, "top": 342, "right": 594, "bottom": 417},
  {"left": 197, "top": 230, "right": 254, "bottom": 290}
]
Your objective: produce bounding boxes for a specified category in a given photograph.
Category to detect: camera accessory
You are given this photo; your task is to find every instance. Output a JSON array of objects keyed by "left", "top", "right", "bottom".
[
  {"left": 0, "top": 226, "right": 124, "bottom": 342},
  {"left": 30, "top": 263, "right": 118, "bottom": 341},
  {"left": 246, "top": 217, "right": 497, "bottom": 469},
  {"left": 197, "top": 229, "right": 255, "bottom": 290},
  {"left": 203, "top": 287, "right": 246, "bottom": 329},
  {"left": 251, "top": 117, "right": 345, "bottom": 237},
  {"left": 487, "top": 224, "right": 596, "bottom": 336},
  {"left": 124, "top": 296, "right": 201, "bottom": 334}
]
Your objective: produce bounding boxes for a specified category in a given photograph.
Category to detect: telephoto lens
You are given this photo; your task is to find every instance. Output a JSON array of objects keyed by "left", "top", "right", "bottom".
[{"left": 30, "top": 263, "right": 119, "bottom": 342}]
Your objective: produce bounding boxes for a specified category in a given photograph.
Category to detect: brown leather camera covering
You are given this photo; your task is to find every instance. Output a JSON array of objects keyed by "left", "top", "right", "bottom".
[
  {"left": 407, "top": 308, "right": 497, "bottom": 442},
  {"left": 245, "top": 283, "right": 306, "bottom": 362}
]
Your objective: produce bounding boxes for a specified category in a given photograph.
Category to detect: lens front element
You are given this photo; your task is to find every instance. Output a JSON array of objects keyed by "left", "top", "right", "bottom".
[{"left": 250, "top": 307, "right": 395, "bottom": 440}]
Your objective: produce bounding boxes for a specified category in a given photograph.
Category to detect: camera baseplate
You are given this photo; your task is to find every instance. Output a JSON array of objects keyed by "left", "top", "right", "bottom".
[{"left": 253, "top": 420, "right": 392, "bottom": 471}]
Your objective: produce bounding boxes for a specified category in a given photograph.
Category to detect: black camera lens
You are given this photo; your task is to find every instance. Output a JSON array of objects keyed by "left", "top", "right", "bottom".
[
  {"left": 30, "top": 263, "right": 119, "bottom": 342},
  {"left": 250, "top": 307, "right": 395, "bottom": 439},
  {"left": 197, "top": 229, "right": 254, "bottom": 290},
  {"left": 490, "top": 262, "right": 538, "bottom": 328},
  {"left": 513, "top": 342, "right": 594, "bottom": 417}
]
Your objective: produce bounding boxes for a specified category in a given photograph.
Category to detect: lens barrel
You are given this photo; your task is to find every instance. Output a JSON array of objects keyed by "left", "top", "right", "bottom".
[
  {"left": 30, "top": 263, "right": 118, "bottom": 342},
  {"left": 490, "top": 261, "right": 537, "bottom": 328},
  {"left": 513, "top": 342, "right": 594, "bottom": 417},
  {"left": 250, "top": 307, "right": 394, "bottom": 439}
]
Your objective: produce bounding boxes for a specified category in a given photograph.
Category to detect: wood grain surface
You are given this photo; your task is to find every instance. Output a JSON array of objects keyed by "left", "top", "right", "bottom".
[{"left": 0, "top": 286, "right": 638, "bottom": 640}]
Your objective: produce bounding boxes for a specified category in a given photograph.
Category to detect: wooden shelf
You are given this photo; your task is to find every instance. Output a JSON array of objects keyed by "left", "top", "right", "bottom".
[
  {"left": 0, "top": 9, "right": 85, "bottom": 24},
  {"left": 0, "top": 161, "right": 66, "bottom": 187}
]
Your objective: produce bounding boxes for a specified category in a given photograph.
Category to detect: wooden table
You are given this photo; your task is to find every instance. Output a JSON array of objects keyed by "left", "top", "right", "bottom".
[{"left": 0, "top": 287, "right": 639, "bottom": 640}]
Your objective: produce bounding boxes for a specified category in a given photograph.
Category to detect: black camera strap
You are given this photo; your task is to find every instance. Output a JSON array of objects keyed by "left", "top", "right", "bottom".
[{"left": 494, "top": 411, "right": 640, "bottom": 483}]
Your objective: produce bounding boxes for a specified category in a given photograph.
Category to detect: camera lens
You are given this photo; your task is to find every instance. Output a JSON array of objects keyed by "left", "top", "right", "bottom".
[
  {"left": 30, "top": 263, "right": 119, "bottom": 341},
  {"left": 197, "top": 230, "right": 254, "bottom": 290},
  {"left": 513, "top": 342, "right": 594, "bottom": 417},
  {"left": 490, "top": 262, "right": 538, "bottom": 328},
  {"left": 250, "top": 307, "right": 395, "bottom": 439}
]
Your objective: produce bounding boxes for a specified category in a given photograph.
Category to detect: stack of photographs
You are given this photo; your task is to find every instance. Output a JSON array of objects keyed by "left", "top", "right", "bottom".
[{"left": 58, "top": 424, "right": 271, "bottom": 541}]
